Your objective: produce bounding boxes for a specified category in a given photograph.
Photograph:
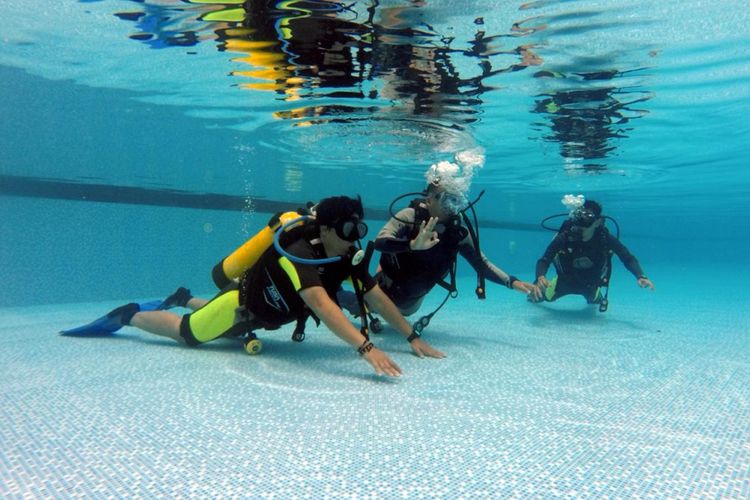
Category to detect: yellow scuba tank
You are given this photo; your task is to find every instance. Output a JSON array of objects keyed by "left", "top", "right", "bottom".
[{"left": 212, "top": 211, "right": 302, "bottom": 288}]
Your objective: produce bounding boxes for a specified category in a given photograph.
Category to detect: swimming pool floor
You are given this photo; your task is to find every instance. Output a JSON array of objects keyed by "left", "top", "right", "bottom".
[{"left": 1, "top": 272, "right": 749, "bottom": 498}]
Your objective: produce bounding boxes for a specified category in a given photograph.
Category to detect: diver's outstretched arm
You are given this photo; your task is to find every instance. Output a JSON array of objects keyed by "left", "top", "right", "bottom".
[
  {"left": 607, "top": 234, "right": 654, "bottom": 290},
  {"left": 299, "top": 286, "right": 402, "bottom": 377},
  {"left": 364, "top": 285, "right": 445, "bottom": 359},
  {"left": 637, "top": 277, "right": 655, "bottom": 290},
  {"left": 458, "top": 239, "right": 541, "bottom": 299}
]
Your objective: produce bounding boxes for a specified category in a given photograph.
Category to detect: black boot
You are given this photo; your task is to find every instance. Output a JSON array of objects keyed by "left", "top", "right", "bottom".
[
  {"left": 159, "top": 287, "right": 193, "bottom": 310},
  {"left": 107, "top": 302, "right": 140, "bottom": 326}
]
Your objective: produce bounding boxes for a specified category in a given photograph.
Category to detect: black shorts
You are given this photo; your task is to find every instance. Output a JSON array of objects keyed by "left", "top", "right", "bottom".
[
  {"left": 376, "top": 272, "right": 428, "bottom": 316},
  {"left": 542, "top": 276, "right": 603, "bottom": 304}
]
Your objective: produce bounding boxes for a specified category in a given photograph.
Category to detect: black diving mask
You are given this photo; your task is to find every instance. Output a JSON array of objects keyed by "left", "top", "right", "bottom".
[
  {"left": 569, "top": 208, "right": 600, "bottom": 237},
  {"left": 335, "top": 217, "right": 368, "bottom": 242},
  {"left": 571, "top": 208, "right": 598, "bottom": 228}
]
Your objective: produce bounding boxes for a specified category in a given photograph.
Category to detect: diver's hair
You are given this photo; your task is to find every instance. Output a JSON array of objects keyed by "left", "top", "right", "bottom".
[
  {"left": 583, "top": 200, "right": 602, "bottom": 217},
  {"left": 315, "top": 195, "right": 364, "bottom": 226}
]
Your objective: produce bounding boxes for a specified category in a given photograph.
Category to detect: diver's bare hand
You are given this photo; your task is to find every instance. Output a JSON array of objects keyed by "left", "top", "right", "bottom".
[
  {"left": 410, "top": 217, "right": 440, "bottom": 250},
  {"left": 512, "top": 279, "right": 541, "bottom": 300},
  {"left": 409, "top": 338, "right": 446, "bottom": 359},
  {"left": 536, "top": 276, "right": 551, "bottom": 289},
  {"left": 637, "top": 277, "right": 655, "bottom": 290},
  {"left": 363, "top": 347, "right": 402, "bottom": 377}
]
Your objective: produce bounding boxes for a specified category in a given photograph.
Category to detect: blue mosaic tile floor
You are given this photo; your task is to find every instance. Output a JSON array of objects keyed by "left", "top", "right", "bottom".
[{"left": 1, "top": 271, "right": 749, "bottom": 497}]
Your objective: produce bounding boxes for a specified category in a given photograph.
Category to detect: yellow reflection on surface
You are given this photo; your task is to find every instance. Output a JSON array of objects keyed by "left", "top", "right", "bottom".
[
  {"left": 225, "top": 39, "right": 276, "bottom": 51},
  {"left": 201, "top": 8, "right": 246, "bottom": 23},
  {"left": 227, "top": 37, "right": 305, "bottom": 100}
]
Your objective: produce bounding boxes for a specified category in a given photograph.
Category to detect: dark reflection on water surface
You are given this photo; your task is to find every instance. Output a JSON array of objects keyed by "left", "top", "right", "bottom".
[{"left": 110, "top": 0, "right": 653, "bottom": 173}]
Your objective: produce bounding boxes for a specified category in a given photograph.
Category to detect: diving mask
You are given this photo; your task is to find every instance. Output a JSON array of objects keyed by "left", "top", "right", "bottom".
[
  {"left": 571, "top": 207, "right": 598, "bottom": 228},
  {"left": 433, "top": 190, "right": 467, "bottom": 215},
  {"left": 569, "top": 208, "right": 601, "bottom": 237},
  {"left": 335, "top": 217, "right": 368, "bottom": 242}
]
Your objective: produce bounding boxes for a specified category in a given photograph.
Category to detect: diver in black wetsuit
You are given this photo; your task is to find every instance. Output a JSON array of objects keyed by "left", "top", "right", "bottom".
[
  {"left": 532, "top": 200, "right": 655, "bottom": 310},
  {"left": 63, "top": 196, "right": 447, "bottom": 377},
  {"left": 338, "top": 167, "right": 537, "bottom": 335},
  {"left": 372, "top": 181, "right": 537, "bottom": 315}
]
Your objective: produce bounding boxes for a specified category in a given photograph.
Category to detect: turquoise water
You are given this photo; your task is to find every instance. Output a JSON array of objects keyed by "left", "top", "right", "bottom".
[{"left": 1, "top": 0, "right": 749, "bottom": 497}]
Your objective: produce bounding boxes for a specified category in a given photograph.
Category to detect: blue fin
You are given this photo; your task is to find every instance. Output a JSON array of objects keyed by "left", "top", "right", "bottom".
[
  {"left": 60, "top": 300, "right": 161, "bottom": 336},
  {"left": 139, "top": 300, "right": 163, "bottom": 312}
]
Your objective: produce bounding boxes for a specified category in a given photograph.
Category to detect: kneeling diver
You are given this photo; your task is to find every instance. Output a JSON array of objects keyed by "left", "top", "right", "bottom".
[
  {"left": 339, "top": 161, "right": 538, "bottom": 339},
  {"left": 532, "top": 196, "right": 655, "bottom": 311}
]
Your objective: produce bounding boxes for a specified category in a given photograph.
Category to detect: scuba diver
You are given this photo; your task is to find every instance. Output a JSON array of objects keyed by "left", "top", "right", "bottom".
[
  {"left": 61, "top": 196, "right": 445, "bottom": 378},
  {"left": 531, "top": 197, "right": 655, "bottom": 310},
  {"left": 338, "top": 160, "right": 538, "bottom": 339}
]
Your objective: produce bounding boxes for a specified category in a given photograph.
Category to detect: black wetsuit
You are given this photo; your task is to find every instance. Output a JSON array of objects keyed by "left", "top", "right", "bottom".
[
  {"left": 535, "top": 225, "right": 646, "bottom": 303},
  {"left": 374, "top": 202, "right": 516, "bottom": 311},
  {"left": 182, "top": 225, "right": 375, "bottom": 345},
  {"left": 242, "top": 225, "right": 375, "bottom": 325}
]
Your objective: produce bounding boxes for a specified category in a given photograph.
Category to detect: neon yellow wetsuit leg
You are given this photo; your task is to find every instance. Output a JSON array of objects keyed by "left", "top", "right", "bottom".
[
  {"left": 179, "top": 286, "right": 245, "bottom": 345},
  {"left": 544, "top": 276, "right": 558, "bottom": 301}
]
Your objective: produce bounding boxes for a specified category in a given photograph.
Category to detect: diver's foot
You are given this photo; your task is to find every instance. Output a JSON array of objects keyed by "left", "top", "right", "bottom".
[
  {"left": 106, "top": 302, "right": 140, "bottom": 326},
  {"left": 160, "top": 287, "right": 193, "bottom": 309}
]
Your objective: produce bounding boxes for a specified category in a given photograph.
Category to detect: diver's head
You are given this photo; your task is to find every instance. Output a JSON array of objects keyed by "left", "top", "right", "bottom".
[
  {"left": 423, "top": 161, "right": 470, "bottom": 218},
  {"left": 423, "top": 183, "right": 466, "bottom": 219},
  {"left": 569, "top": 200, "right": 603, "bottom": 241},
  {"left": 315, "top": 195, "right": 369, "bottom": 254}
]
